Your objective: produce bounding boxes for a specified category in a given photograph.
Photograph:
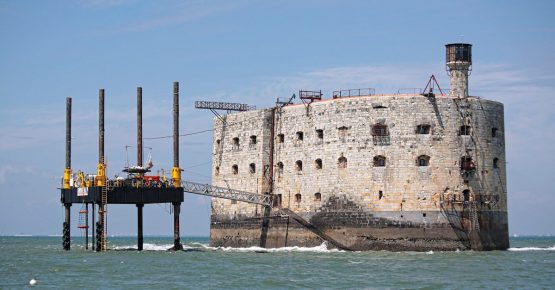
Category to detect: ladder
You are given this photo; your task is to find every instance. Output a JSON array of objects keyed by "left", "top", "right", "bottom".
[
  {"left": 99, "top": 158, "right": 108, "bottom": 251},
  {"left": 101, "top": 181, "right": 107, "bottom": 250}
]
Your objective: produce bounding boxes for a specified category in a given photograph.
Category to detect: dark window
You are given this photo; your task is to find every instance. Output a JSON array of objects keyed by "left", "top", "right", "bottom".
[
  {"left": 493, "top": 158, "right": 499, "bottom": 169},
  {"left": 216, "top": 139, "right": 221, "bottom": 146},
  {"left": 461, "top": 156, "right": 475, "bottom": 170},
  {"left": 372, "top": 124, "right": 388, "bottom": 136},
  {"left": 315, "top": 159, "right": 322, "bottom": 169},
  {"left": 295, "top": 193, "right": 301, "bottom": 203},
  {"left": 338, "top": 156, "right": 347, "bottom": 169},
  {"left": 277, "top": 134, "right": 285, "bottom": 143},
  {"left": 460, "top": 125, "right": 471, "bottom": 136},
  {"left": 232, "top": 164, "right": 238, "bottom": 175},
  {"left": 316, "top": 129, "right": 324, "bottom": 140},
  {"left": 314, "top": 192, "right": 321, "bottom": 202},
  {"left": 277, "top": 162, "right": 284, "bottom": 174},
  {"left": 250, "top": 135, "right": 257, "bottom": 145},
  {"left": 378, "top": 190, "right": 383, "bottom": 200},
  {"left": 417, "top": 155, "right": 430, "bottom": 166},
  {"left": 296, "top": 131, "right": 304, "bottom": 141},
  {"left": 416, "top": 124, "right": 431, "bottom": 134},
  {"left": 373, "top": 156, "right": 386, "bottom": 167},
  {"left": 249, "top": 163, "right": 256, "bottom": 174},
  {"left": 338, "top": 126, "right": 348, "bottom": 138},
  {"left": 295, "top": 160, "right": 303, "bottom": 171},
  {"left": 232, "top": 137, "right": 240, "bottom": 150},
  {"left": 215, "top": 166, "right": 220, "bottom": 176},
  {"left": 492, "top": 128, "right": 498, "bottom": 138},
  {"left": 463, "top": 189, "right": 470, "bottom": 202}
]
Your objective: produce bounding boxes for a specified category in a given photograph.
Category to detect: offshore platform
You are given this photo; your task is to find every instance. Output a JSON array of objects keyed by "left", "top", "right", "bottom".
[{"left": 60, "top": 82, "right": 271, "bottom": 251}]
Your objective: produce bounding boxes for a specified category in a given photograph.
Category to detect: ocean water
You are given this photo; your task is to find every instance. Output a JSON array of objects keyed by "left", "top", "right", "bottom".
[{"left": 1, "top": 236, "right": 554, "bottom": 289}]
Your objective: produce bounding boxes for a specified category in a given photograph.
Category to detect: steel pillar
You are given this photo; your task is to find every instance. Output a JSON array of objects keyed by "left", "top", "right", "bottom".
[
  {"left": 63, "top": 203, "right": 71, "bottom": 250},
  {"left": 137, "top": 204, "right": 144, "bottom": 251},
  {"left": 172, "top": 202, "right": 183, "bottom": 250}
]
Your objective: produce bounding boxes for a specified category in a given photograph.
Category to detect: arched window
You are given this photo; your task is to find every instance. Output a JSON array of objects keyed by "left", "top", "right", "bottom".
[
  {"left": 277, "top": 162, "right": 284, "bottom": 174},
  {"left": 295, "top": 160, "right": 303, "bottom": 171},
  {"left": 296, "top": 131, "right": 304, "bottom": 141},
  {"left": 295, "top": 193, "right": 302, "bottom": 203},
  {"left": 338, "top": 156, "right": 347, "bottom": 168},
  {"left": 338, "top": 126, "right": 349, "bottom": 139},
  {"left": 249, "top": 135, "right": 257, "bottom": 148},
  {"left": 416, "top": 124, "right": 431, "bottom": 134},
  {"left": 277, "top": 133, "right": 284, "bottom": 143},
  {"left": 249, "top": 163, "right": 256, "bottom": 174},
  {"left": 462, "top": 189, "right": 470, "bottom": 202},
  {"left": 215, "top": 166, "right": 220, "bottom": 176},
  {"left": 460, "top": 156, "right": 475, "bottom": 170},
  {"left": 493, "top": 158, "right": 499, "bottom": 169},
  {"left": 232, "top": 164, "right": 238, "bottom": 175},
  {"left": 232, "top": 137, "right": 240, "bottom": 150},
  {"left": 459, "top": 125, "right": 471, "bottom": 136},
  {"left": 315, "top": 159, "right": 322, "bottom": 169},
  {"left": 373, "top": 155, "right": 386, "bottom": 167},
  {"left": 417, "top": 155, "right": 430, "bottom": 166},
  {"left": 314, "top": 192, "right": 321, "bottom": 201}
]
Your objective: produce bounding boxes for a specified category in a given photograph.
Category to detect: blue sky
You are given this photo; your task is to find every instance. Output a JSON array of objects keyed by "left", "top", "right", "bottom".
[{"left": 1, "top": 0, "right": 554, "bottom": 236}]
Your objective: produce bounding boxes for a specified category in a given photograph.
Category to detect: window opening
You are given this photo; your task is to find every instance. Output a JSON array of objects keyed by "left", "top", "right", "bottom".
[
  {"left": 232, "top": 164, "right": 238, "bottom": 175},
  {"left": 296, "top": 131, "right": 304, "bottom": 141},
  {"left": 373, "top": 156, "right": 386, "bottom": 167},
  {"left": 338, "top": 156, "right": 347, "bottom": 169},
  {"left": 295, "top": 193, "right": 301, "bottom": 203},
  {"left": 295, "top": 160, "right": 303, "bottom": 171},
  {"left": 316, "top": 129, "right": 324, "bottom": 140},
  {"left": 417, "top": 155, "right": 430, "bottom": 166},
  {"left": 460, "top": 125, "right": 471, "bottom": 136},
  {"left": 314, "top": 192, "right": 321, "bottom": 201},
  {"left": 249, "top": 163, "right": 256, "bottom": 173},
  {"left": 416, "top": 124, "right": 431, "bottom": 134},
  {"left": 460, "top": 156, "right": 475, "bottom": 170},
  {"left": 249, "top": 135, "right": 257, "bottom": 148},
  {"left": 277, "top": 134, "right": 285, "bottom": 143},
  {"left": 315, "top": 159, "right": 322, "bottom": 169},
  {"left": 463, "top": 189, "right": 470, "bottom": 202}
]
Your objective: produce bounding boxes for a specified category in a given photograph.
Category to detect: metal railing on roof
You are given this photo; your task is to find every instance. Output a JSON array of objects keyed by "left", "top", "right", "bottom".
[{"left": 332, "top": 88, "right": 375, "bottom": 98}]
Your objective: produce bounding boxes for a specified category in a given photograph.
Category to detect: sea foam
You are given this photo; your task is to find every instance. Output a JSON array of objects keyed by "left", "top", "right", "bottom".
[{"left": 508, "top": 245, "right": 555, "bottom": 251}]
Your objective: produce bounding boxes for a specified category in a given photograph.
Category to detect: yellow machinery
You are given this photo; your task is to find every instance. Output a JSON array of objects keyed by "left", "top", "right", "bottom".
[
  {"left": 63, "top": 168, "right": 71, "bottom": 189},
  {"left": 171, "top": 167, "right": 181, "bottom": 187}
]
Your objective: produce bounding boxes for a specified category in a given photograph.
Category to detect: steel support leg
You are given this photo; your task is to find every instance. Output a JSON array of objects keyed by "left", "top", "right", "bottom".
[
  {"left": 137, "top": 204, "right": 144, "bottom": 251},
  {"left": 63, "top": 203, "right": 71, "bottom": 250},
  {"left": 172, "top": 202, "right": 183, "bottom": 251}
]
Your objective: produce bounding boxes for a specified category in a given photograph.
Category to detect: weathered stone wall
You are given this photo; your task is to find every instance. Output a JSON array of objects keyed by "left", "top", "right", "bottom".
[{"left": 210, "top": 94, "right": 508, "bottom": 250}]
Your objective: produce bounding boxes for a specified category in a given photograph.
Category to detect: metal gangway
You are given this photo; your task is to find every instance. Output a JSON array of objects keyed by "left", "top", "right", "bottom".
[{"left": 181, "top": 181, "right": 272, "bottom": 206}]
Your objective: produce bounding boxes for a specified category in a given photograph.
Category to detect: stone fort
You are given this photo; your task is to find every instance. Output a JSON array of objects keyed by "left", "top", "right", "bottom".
[{"left": 209, "top": 43, "right": 508, "bottom": 251}]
